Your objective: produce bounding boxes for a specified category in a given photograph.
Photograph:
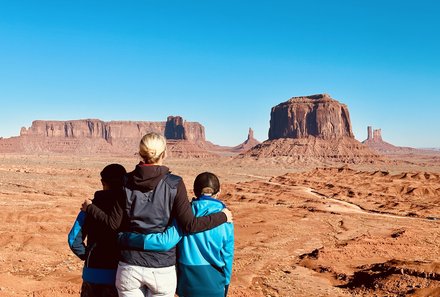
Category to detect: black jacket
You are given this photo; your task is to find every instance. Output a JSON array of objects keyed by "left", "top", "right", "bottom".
[
  {"left": 82, "top": 190, "right": 123, "bottom": 269},
  {"left": 68, "top": 189, "right": 127, "bottom": 284}
]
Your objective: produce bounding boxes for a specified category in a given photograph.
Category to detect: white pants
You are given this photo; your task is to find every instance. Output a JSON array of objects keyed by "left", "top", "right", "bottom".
[{"left": 115, "top": 262, "right": 177, "bottom": 297}]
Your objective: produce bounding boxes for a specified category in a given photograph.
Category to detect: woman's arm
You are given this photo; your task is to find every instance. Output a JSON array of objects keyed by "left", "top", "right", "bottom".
[
  {"left": 82, "top": 190, "right": 125, "bottom": 231},
  {"left": 172, "top": 181, "right": 230, "bottom": 234},
  {"left": 118, "top": 220, "right": 183, "bottom": 251}
]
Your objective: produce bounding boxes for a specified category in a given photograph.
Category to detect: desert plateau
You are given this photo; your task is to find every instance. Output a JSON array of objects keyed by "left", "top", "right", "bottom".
[{"left": 0, "top": 95, "right": 439, "bottom": 297}]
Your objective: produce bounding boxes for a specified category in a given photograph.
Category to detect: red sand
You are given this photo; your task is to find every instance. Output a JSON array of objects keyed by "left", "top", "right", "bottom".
[{"left": 0, "top": 154, "right": 439, "bottom": 297}]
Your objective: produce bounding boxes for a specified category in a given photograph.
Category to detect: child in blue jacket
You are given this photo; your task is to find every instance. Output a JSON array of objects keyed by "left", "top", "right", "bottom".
[
  {"left": 68, "top": 163, "right": 127, "bottom": 297},
  {"left": 118, "top": 172, "right": 234, "bottom": 297}
]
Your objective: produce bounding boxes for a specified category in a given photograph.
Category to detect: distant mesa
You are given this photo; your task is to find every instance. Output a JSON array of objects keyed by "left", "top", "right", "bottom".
[
  {"left": 19, "top": 116, "right": 205, "bottom": 142},
  {"left": 241, "top": 94, "right": 381, "bottom": 164},
  {"left": 0, "top": 116, "right": 214, "bottom": 157}
]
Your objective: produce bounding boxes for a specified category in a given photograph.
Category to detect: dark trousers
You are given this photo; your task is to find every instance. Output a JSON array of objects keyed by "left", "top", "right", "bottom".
[{"left": 80, "top": 281, "right": 118, "bottom": 297}]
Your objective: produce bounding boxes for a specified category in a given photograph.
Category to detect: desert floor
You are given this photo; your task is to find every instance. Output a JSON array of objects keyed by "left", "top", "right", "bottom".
[{"left": 0, "top": 154, "right": 439, "bottom": 297}]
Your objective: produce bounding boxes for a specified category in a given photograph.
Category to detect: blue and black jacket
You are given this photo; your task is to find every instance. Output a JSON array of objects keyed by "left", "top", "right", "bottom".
[
  {"left": 118, "top": 194, "right": 234, "bottom": 297},
  {"left": 68, "top": 189, "right": 124, "bottom": 285}
]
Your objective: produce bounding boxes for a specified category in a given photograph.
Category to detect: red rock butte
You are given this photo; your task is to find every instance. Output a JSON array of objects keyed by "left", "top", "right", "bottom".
[
  {"left": 242, "top": 94, "right": 381, "bottom": 164},
  {"left": 269, "top": 94, "right": 354, "bottom": 140}
]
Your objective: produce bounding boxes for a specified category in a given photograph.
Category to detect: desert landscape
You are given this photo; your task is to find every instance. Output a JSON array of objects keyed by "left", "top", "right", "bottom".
[{"left": 1, "top": 95, "right": 439, "bottom": 297}]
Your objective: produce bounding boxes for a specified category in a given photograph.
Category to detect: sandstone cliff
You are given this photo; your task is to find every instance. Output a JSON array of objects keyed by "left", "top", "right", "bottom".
[
  {"left": 20, "top": 119, "right": 165, "bottom": 142},
  {"left": 1, "top": 117, "right": 212, "bottom": 157},
  {"left": 268, "top": 94, "right": 354, "bottom": 140}
]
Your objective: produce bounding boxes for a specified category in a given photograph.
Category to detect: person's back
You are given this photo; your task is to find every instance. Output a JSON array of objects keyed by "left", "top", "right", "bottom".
[
  {"left": 177, "top": 172, "right": 234, "bottom": 297},
  {"left": 118, "top": 164, "right": 181, "bottom": 267},
  {"left": 83, "top": 190, "right": 120, "bottom": 269},
  {"left": 68, "top": 163, "right": 126, "bottom": 297}
]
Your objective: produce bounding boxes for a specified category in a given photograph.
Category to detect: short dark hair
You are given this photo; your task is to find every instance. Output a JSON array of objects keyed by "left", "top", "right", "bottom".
[
  {"left": 100, "top": 163, "right": 127, "bottom": 189},
  {"left": 193, "top": 172, "right": 220, "bottom": 198}
]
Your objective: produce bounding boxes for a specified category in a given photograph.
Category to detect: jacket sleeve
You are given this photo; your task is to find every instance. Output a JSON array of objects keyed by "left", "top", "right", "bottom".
[
  {"left": 221, "top": 223, "right": 234, "bottom": 285},
  {"left": 118, "top": 220, "right": 183, "bottom": 252},
  {"left": 173, "top": 180, "right": 227, "bottom": 234},
  {"left": 67, "top": 211, "right": 87, "bottom": 260},
  {"left": 86, "top": 191, "right": 124, "bottom": 231}
]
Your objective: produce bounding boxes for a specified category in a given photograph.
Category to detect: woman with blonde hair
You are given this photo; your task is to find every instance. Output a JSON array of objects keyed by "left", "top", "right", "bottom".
[{"left": 83, "top": 132, "right": 232, "bottom": 297}]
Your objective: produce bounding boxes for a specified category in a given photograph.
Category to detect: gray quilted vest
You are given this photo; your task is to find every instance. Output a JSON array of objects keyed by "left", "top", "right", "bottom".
[{"left": 120, "top": 173, "right": 181, "bottom": 267}]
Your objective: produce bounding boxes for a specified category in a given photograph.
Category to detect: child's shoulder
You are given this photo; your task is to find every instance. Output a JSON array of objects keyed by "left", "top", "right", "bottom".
[
  {"left": 93, "top": 189, "right": 122, "bottom": 202},
  {"left": 192, "top": 196, "right": 226, "bottom": 209},
  {"left": 93, "top": 189, "right": 108, "bottom": 197}
]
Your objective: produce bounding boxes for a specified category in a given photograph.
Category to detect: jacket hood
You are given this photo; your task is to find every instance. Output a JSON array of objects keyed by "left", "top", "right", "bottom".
[
  {"left": 128, "top": 163, "right": 170, "bottom": 192},
  {"left": 191, "top": 195, "right": 225, "bottom": 216}
]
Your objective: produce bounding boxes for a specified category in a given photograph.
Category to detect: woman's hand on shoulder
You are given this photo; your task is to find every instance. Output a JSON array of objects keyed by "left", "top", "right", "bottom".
[
  {"left": 222, "top": 208, "right": 233, "bottom": 223},
  {"left": 81, "top": 199, "right": 93, "bottom": 212}
]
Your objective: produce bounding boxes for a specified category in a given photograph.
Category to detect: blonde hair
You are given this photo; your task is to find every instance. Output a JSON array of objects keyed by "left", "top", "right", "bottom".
[{"left": 139, "top": 132, "right": 167, "bottom": 164}]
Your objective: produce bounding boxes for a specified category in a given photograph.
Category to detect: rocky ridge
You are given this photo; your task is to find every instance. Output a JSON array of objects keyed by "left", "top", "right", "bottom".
[{"left": 0, "top": 116, "right": 213, "bottom": 157}]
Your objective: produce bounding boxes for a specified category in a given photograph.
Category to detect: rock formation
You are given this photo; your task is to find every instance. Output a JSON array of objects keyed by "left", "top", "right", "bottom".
[
  {"left": 367, "top": 126, "right": 373, "bottom": 141},
  {"left": 20, "top": 119, "right": 165, "bottom": 143},
  {"left": 362, "top": 126, "right": 423, "bottom": 155},
  {"left": 268, "top": 94, "right": 354, "bottom": 140},
  {"left": 164, "top": 116, "right": 206, "bottom": 141},
  {"left": 233, "top": 128, "right": 261, "bottom": 152},
  {"left": 241, "top": 94, "right": 381, "bottom": 164},
  {"left": 165, "top": 116, "right": 185, "bottom": 140},
  {"left": 0, "top": 116, "right": 214, "bottom": 157},
  {"left": 373, "top": 129, "right": 383, "bottom": 142}
]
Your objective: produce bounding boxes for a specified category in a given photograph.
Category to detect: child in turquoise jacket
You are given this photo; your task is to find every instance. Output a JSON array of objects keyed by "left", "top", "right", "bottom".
[{"left": 118, "top": 172, "right": 234, "bottom": 297}]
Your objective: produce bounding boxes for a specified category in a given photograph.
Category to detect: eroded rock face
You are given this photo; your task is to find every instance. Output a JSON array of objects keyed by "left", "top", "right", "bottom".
[
  {"left": 268, "top": 94, "right": 354, "bottom": 140},
  {"left": 164, "top": 116, "right": 206, "bottom": 141},
  {"left": 165, "top": 116, "right": 185, "bottom": 140},
  {"left": 20, "top": 119, "right": 165, "bottom": 142},
  {"left": 3, "top": 116, "right": 209, "bottom": 156},
  {"left": 19, "top": 117, "right": 206, "bottom": 143}
]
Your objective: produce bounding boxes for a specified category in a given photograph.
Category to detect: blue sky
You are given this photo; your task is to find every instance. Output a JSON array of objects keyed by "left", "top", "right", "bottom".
[{"left": 1, "top": 1, "right": 439, "bottom": 147}]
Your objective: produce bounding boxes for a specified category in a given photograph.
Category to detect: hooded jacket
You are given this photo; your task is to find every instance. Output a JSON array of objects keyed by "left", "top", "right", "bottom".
[
  {"left": 68, "top": 189, "right": 124, "bottom": 284},
  {"left": 176, "top": 195, "right": 234, "bottom": 297}
]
